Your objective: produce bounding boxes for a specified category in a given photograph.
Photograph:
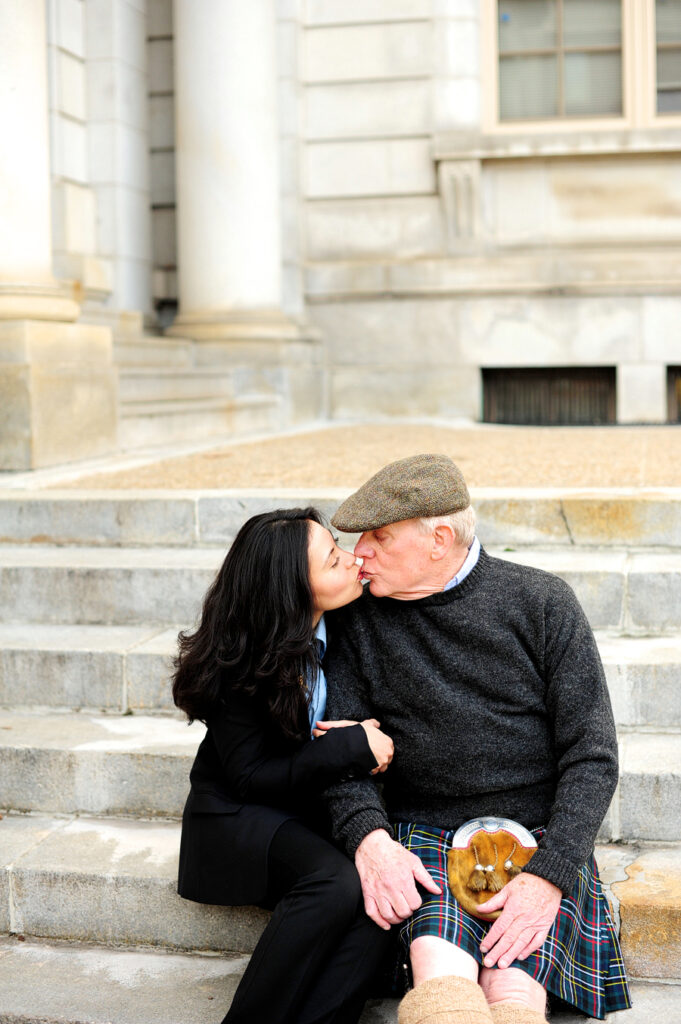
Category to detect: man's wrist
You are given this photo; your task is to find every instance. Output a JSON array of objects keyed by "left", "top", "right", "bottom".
[{"left": 356, "top": 827, "right": 393, "bottom": 856}]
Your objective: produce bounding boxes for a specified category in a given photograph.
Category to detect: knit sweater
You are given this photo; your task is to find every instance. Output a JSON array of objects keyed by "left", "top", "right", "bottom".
[{"left": 323, "top": 547, "right": 618, "bottom": 895}]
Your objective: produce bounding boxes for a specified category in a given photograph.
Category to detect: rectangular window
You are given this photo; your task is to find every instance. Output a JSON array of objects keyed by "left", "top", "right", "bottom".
[
  {"left": 497, "top": 0, "right": 623, "bottom": 121},
  {"left": 656, "top": 0, "right": 681, "bottom": 112}
]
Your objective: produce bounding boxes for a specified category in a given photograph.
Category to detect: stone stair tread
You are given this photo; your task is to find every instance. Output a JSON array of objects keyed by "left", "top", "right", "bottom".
[
  {"left": 0, "top": 708, "right": 674, "bottom": 766},
  {"left": 0, "top": 623, "right": 166, "bottom": 652},
  {"left": 2, "top": 624, "right": 680, "bottom": 661},
  {"left": 120, "top": 367, "right": 238, "bottom": 378},
  {"left": 0, "top": 545, "right": 222, "bottom": 568},
  {"left": 497, "top": 548, "right": 681, "bottom": 572},
  {"left": 596, "top": 633, "right": 681, "bottom": 662},
  {"left": 0, "top": 709, "right": 202, "bottom": 753},
  {"left": 2, "top": 544, "right": 678, "bottom": 570},
  {"left": 0, "top": 938, "right": 672, "bottom": 1024},
  {"left": 619, "top": 731, "right": 681, "bottom": 769},
  {"left": 0, "top": 712, "right": 202, "bottom": 816},
  {"left": 121, "top": 395, "right": 277, "bottom": 417}
]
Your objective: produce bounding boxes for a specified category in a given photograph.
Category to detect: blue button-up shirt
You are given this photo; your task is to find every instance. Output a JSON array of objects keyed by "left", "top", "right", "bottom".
[{"left": 307, "top": 616, "right": 327, "bottom": 735}]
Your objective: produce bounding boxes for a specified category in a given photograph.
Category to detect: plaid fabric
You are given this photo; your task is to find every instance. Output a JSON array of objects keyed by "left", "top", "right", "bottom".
[{"left": 395, "top": 823, "right": 631, "bottom": 1020}]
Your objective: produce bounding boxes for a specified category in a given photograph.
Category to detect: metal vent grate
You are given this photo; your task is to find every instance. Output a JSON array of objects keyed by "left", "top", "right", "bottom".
[
  {"left": 668, "top": 367, "right": 681, "bottom": 423},
  {"left": 482, "top": 367, "right": 616, "bottom": 425}
]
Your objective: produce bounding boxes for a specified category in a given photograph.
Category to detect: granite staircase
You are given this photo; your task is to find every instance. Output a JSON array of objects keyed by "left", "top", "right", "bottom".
[
  {"left": 0, "top": 487, "right": 680, "bottom": 1022},
  {"left": 110, "top": 314, "right": 283, "bottom": 450}
]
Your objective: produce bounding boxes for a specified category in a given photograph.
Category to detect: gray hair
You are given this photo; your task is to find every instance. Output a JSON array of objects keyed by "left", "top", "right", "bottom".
[{"left": 417, "top": 505, "right": 476, "bottom": 547}]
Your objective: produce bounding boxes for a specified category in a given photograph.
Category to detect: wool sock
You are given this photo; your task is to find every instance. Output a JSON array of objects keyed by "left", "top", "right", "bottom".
[
  {"left": 398, "top": 974, "right": 494, "bottom": 1024},
  {"left": 488, "top": 1002, "right": 547, "bottom": 1024}
]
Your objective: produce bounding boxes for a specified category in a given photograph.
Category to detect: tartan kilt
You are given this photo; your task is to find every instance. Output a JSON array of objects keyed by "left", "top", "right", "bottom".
[{"left": 395, "top": 823, "right": 631, "bottom": 1020}]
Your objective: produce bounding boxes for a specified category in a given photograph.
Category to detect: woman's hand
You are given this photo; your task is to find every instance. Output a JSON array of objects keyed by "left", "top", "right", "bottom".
[
  {"left": 360, "top": 720, "right": 394, "bottom": 774},
  {"left": 313, "top": 718, "right": 394, "bottom": 774},
  {"left": 312, "top": 718, "right": 361, "bottom": 737}
]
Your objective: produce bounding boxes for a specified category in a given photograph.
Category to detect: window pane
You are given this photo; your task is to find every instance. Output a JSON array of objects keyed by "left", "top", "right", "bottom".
[
  {"left": 563, "top": 0, "right": 622, "bottom": 47},
  {"left": 656, "top": 0, "right": 681, "bottom": 44},
  {"left": 564, "top": 51, "right": 622, "bottom": 115},
  {"left": 500, "top": 54, "right": 558, "bottom": 118},
  {"left": 498, "top": 0, "right": 557, "bottom": 53},
  {"left": 657, "top": 47, "right": 681, "bottom": 85},
  {"left": 658, "top": 87, "right": 681, "bottom": 110}
]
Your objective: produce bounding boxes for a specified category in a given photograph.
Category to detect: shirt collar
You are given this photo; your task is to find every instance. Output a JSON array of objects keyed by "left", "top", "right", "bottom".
[
  {"left": 443, "top": 536, "right": 481, "bottom": 592},
  {"left": 315, "top": 615, "right": 327, "bottom": 656}
]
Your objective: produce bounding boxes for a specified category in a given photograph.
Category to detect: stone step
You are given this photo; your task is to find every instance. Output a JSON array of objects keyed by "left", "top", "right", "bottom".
[
  {"left": 119, "top": 395, "right": 282, "bottom": 451},
  {"left": 0, "top": 624, "right": 178, "bottom": 712},
  {"left": 0, "top": 546, "right": 221, "bottom": 625},
  {"left": 1, "top": 545, "right": 680, "bottom": 631},
  {"left": 1, "top": 813, "right": 678, "bottom": 989},
  {"left": 0, "top": 713, "right": 679, "bottom": 837},
  {"left": 113, "top": 335, "right": 194, "bottom": 369},
  {"left": 2, "top": 489, "right": 681, "bottom": 549},
  {"left": 0, "top": 711, "right": 204, "bottom": 817},
  {"left": 2, "top": 626, "right": 681, "bottom": 728},
  {"left": 118, "top": 367, "right": 239, "bottom": 404},
  {"left": 599, "top": 635, "right": 681, "bottom": 728},
  {"left": 0, "top": 937, "right": 673, "bottom": 1024}
]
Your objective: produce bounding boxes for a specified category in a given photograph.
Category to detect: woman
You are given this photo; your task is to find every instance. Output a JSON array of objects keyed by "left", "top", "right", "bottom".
[{"left": 172, "top": 507, "right": 394, "bottom": 1024}]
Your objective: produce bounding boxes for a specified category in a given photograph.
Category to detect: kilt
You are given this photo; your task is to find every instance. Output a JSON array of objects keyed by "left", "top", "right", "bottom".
[{"left": 395, "top": 823, "right": 631, "bottom": 1020}]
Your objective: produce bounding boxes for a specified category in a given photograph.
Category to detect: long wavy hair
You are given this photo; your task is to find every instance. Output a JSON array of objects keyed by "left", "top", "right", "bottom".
[{"left": 172, "top": 507, "right": 324, "bottom": 741}]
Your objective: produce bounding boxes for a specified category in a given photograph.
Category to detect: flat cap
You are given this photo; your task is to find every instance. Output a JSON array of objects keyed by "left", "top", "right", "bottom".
[{"left": 331, "top": 453, "right": 470, "bottom": 533}]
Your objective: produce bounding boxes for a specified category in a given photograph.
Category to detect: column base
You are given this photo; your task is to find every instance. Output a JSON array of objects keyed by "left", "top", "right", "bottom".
[
  {"left": 0, "top": 320, "right": 119, "bottom": 470},
  {"left": 166, "top": 308, "right": 325, "bottom": 423},
  {"left": 0, "top": 282, "right": 80, "bottom": 322}
]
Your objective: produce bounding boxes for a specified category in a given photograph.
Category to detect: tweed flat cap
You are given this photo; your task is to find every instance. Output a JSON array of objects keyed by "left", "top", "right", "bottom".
[{"left": 331, "top": 453, "right": 470, "bottom": 533}]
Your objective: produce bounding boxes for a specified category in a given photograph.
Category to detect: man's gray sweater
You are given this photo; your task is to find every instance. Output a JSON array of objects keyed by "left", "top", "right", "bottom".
[{"left": 323, "top": 547, "right": 619, "bottom": 895}]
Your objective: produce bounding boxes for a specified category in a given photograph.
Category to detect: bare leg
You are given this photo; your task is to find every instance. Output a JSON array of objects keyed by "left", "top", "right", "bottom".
[
  {"left": 480, "top": 967, "right": 547, "bottom": 1021},
  {"left": 410, "top": 935, "right": 479, "bottom": 986}
]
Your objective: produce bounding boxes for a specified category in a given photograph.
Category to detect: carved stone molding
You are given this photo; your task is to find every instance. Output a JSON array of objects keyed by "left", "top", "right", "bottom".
[{"left": 438, "top": 159, "right": 482, "bottom": 252}]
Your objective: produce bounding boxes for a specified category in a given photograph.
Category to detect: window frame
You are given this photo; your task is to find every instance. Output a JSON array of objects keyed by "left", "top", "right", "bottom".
[{"left": 481, "top": 0, "right": 681, "bottom": 133}]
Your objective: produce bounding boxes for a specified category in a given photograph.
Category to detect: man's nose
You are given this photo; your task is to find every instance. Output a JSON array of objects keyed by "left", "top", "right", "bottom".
[{"left": 354, "top": 533, "right": 373, "bottom": 558}]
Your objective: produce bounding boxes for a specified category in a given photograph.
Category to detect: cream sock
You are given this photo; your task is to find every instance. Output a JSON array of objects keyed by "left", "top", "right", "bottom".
[
  {"left": 488, "top": 1002, "right": 547, "bottom": 1024},
  {"left": 398, "top": 974, "right": 494, "bottom": 1024}
]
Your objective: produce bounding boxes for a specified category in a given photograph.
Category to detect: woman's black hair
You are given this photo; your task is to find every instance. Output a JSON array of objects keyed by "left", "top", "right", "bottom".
[{"left": 172, "top": 507, "right": 324, "bottom": 741}]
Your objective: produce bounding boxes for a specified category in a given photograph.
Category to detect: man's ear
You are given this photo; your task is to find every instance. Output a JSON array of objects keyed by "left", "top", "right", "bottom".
[{"left": 430, "top": 523, "right": 456, "bottom": 561}]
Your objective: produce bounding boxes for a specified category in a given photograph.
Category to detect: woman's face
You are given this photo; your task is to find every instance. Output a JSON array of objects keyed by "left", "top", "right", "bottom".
[{"left": 307, "top": 520, "right": 363, "bottom": 622}]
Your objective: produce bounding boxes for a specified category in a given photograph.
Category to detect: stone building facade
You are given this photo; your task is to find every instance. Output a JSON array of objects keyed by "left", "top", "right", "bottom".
[{"left": 1, "top": 0, "right": 680, "bottom": 468}]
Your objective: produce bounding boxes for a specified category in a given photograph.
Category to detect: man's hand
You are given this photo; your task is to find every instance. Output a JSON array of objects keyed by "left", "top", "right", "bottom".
[
  {"left": 478, "top": 872, "right": 562, "bottom": 969},
  {"left": 355, "top": 829, "right": 441, "bottom": 931}
]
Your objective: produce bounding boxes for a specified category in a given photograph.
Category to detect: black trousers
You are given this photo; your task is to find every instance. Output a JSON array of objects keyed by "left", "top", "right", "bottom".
[{"left": 221, "top": 818, "right": 393, "bottom": 1024}]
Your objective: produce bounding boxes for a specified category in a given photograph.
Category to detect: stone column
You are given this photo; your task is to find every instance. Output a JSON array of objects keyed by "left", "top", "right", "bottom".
[
  {"left": 0, "top": 0, "right": 117, "bottom": 469},
  {"left": 168, "top": 0, "right": 302, "bottom": 359},
  {"left": 0, "top": 0, "right": 75, "bottom": 320}
]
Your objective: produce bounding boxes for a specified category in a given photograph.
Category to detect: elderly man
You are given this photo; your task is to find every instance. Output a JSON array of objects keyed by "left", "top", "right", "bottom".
[{"left": 320, "top": 454, "right": 630, "bottom": 1024}]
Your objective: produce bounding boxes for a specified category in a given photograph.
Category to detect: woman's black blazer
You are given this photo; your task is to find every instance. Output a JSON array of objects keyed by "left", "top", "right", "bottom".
[{"left": 177, "top": 680, "right": 377, "bottom": 907}]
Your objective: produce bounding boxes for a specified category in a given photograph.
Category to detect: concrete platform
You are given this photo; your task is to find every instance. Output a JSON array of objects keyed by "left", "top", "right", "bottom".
[{"left": 2, "top": 937, "right": 673, "bottom": 1024}]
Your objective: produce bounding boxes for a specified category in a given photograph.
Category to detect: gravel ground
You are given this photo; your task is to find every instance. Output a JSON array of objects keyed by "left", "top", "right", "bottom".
[{"left": 54, "top": 422, "right": 681, "bottom": 490}]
